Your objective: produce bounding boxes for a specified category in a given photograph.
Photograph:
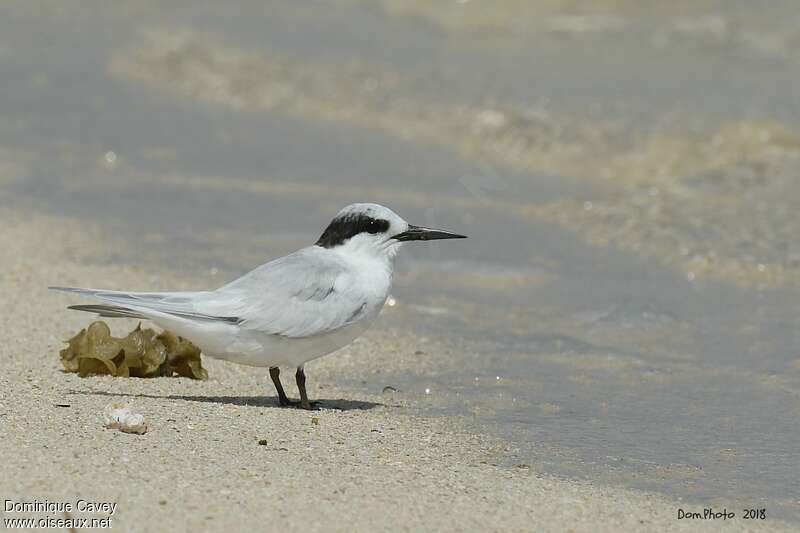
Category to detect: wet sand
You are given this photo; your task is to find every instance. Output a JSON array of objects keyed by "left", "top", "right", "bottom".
[{"left": 1, "top": 214, "right": 789, "bottom": 532}]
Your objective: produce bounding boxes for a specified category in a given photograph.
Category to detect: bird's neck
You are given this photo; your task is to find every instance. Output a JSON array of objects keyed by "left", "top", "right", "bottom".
[
  {"left": 332, "top": 238, "right": 399, "bottom": 267},
  {"left": 331, "top": 241, "right": 396, "bottom": 292},
  {"left": 336, "top": 247, "right": 395, "bottom": 273}
]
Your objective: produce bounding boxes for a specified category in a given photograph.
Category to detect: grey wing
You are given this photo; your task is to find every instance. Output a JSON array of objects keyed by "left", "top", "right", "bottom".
[
  {"left": 49, "top": 287, "right": 237, "bottom": 323},
  {"left": 198, "top": 247, "right": 370, "bottom": 338},
  {"left": 51, "top": 248, "right": 369, "bottom": 338}
]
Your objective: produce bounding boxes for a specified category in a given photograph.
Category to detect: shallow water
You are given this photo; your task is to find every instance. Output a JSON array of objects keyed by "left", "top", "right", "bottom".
[{"left": 3, "top": 0, "right": 800, "bottom": 520}]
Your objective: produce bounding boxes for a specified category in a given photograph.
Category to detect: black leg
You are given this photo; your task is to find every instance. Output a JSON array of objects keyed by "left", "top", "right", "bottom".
[
  {"left": 295, "top": 366, "right": 314, "bottom": 410},
  {"left": 269, "top": 366, "right": 294, "bottom": 407}
]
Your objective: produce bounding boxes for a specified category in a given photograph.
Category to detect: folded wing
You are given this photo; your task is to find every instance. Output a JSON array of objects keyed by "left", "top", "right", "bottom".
[
  {"left": 51, "top": 247, "right": 369, "bottom": 339},
  {"left": 205, "top": 248, "right": 369, "bottom": 337}
]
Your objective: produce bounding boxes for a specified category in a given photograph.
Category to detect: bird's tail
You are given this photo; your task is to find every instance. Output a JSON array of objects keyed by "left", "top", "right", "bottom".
[
  {"left": 49, "top": 287, "right": 148, "bottom": 319},
  {"left": 49, "top": 286, "right": 237, "bottom": 324},
  {"left": 66, "top": 304, "right": 147, "bottom": 319}
]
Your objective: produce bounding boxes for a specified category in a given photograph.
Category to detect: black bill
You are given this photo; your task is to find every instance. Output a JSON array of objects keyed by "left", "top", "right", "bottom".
[{"left": 393, "top": 224, "right": 468, "bottom": 242}]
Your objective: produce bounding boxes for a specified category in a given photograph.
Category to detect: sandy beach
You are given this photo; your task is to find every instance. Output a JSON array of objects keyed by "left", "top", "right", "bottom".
[
  {"left": 0, "top": 214, "right": 790, "bottom": 533},
  {"left": 2, "top": 1, "right": 800, "bottom": 529}
]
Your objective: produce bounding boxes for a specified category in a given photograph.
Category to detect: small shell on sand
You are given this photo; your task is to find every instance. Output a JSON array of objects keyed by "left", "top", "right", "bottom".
[{"left": 103, "top": 403, "right": 148, "bottom": 435}]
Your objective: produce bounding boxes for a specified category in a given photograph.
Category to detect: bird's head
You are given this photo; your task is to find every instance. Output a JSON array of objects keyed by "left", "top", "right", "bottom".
[{"left": 315, "top": 203, "right": 467, "bottom": 259}]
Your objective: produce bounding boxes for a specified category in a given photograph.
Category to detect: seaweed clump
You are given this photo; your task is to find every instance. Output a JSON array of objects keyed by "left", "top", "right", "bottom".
[{"left": 59, "top": 321, "right": 207, "bottom": 380}]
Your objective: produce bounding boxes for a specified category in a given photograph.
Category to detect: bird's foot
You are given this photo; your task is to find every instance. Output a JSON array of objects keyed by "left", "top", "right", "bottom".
[
  {"left": 277, "top": 397, "right": 320, "bottom": 410},
  {"left": 298, "top": 400, "right": 320, "bottom": 411},
  {"left": 278, "top": 396, "right": 298, "bottom": 407}
]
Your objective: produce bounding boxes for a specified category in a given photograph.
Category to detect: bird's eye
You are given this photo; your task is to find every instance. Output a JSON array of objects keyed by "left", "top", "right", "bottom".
[{"left": 366, "top": 218, "right": 389, "bottom": 234}]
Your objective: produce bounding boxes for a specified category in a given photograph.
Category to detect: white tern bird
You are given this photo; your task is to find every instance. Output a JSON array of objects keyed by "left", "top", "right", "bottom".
[{"left": 51, "top": 203, "right": 466, "bottom": 409}]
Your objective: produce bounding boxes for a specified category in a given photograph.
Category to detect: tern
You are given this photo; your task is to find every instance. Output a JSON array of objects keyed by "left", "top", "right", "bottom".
[{"left": 51, "top": 203, "right": 466, "bottom": 409}]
